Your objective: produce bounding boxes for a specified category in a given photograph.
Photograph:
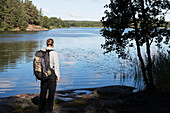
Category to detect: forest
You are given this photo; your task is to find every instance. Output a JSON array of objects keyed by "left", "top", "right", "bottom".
[
  {"left": 0, "top": 0, "right": 102, "bottom": 31},
  {"left": 69, "top": 21, "right": 102, "bottom": 27},
  {"left": 0, "top": 0, "right": 70, "bottom": 31},
  {"left": 0, "top": 0, "right": 169, "bottom": 31}
]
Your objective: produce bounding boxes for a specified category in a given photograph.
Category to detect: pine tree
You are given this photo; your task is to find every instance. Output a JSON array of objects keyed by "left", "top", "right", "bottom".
[
  {"left": 18, "top": 0, "right": 27, "bottom": 30},
  {"left": 0, "top": 0, "right": 6, "bottom": 30},
  {"left": 3, "top": 0, "right": 12, "bottom": 30},
  {"left": 42, "top": 16, "right": 50, "bottom": 29},
  {"left": 39, "top": 8, "right": 43, "bottom": 26}
]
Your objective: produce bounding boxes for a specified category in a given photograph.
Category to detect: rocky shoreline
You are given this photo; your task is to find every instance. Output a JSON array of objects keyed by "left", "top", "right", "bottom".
[
  {"left": 25, "top": 25, "right": 48, "bottom": 31},
  {"left": 0, "top": 85, "right": 169, "bottom": 113},
  {"left": 7, "top": 24, "right": 49, "bottom": 32}
]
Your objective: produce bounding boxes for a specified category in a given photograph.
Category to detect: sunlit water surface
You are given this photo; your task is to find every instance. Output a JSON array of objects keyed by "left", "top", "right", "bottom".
[{"left": 0, "top": 28, "right": 139, "bottom": 97}]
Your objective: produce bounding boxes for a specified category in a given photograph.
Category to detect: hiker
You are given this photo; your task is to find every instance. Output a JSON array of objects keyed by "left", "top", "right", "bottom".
[{"left": 39, "top": 38, "right": 60, "bottom": 113}]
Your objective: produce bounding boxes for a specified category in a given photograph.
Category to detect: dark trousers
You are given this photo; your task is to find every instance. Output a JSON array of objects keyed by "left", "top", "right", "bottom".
[{"left": 40, "top": 73, "right": 56, "bottom": 113}]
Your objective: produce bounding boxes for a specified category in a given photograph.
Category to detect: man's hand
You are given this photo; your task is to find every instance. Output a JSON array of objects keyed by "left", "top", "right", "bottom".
[{"left": 57, "top": 78, "right": 60, "bottom": 82}]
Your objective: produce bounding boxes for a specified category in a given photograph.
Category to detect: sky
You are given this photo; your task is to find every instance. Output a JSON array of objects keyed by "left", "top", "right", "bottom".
[
  {"left": 31, "top": 0, "right": 110, "bottom": 21},
  {"left": 31, "top": 0, "right": 170, "bottom": 21}
]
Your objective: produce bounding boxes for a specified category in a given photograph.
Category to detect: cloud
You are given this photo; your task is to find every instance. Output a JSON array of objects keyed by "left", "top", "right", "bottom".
[
  {"left": 69, "top": 12, "right": 78, "bottom": 17},
  {"left": 90, "top": 0, "right": 105, "bottom": 2},
  {"left": 42, "top": 8, "right": 50, "bottom": 14}
]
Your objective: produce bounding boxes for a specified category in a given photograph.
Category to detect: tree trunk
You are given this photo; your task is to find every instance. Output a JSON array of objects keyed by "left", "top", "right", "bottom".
[
  {"left": 130, "top": 1, "right": 149, "bottom": 88},
  {"left": 136, "top": 39, "right": 149, "bottom": 88},
  {"left": 146, "top": 35, "right": 155, "bottom": 89},
  {"left": 140, "top": 0, "right": 155, "bottom": 89}
]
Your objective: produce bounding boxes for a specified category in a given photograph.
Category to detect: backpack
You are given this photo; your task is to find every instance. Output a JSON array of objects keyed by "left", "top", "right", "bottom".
[{"left": 33, "top": 49, "right": 53, "bottom": 81}]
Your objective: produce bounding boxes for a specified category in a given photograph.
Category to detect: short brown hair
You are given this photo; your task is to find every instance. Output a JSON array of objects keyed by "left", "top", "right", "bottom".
[{"left": 46, "top": 38, "right": 54, "bottom": 46}]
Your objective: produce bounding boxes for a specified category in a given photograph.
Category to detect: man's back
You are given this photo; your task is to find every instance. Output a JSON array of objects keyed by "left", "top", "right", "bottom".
[{"left": 47, "top": 47, "right": 60, "bottom": 81}]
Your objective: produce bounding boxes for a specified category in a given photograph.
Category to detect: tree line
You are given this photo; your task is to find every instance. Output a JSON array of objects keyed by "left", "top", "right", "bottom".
[
  {"left": 0, "top": 0, "right": 103, "bottom": 31},
  {"left": 0, "top": 0, "right": 69, "bottom": 31},
  {"left": 1, "top": 0, "right": 168, "bottom": 32},
  {"left": 69, "top": 21, "right": 102, "bottom": 27}
]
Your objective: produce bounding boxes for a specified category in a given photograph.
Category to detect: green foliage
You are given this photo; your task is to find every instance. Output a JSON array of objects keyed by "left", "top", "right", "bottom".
[
  {"left": 48, "top": 17, "right": 70, "bottom": 28},
  {"left": 152, "top": 51, "right": 170, "bottom": 91},
  {"left": 133, "top": 51, "right": 170, "bottom": 91},
  {"left": 54, "top": 98, "right": 64, "bottom": 105},
  {"left": 0, "top": 0, "right": 6, "bottom": 30},
  {"left": 41, "top": 16, "right": 50, "bottom": 29},
  {"left": 0, "top": 0, "right": 69, "bottom": 31},
  {"left": 14, "top": 103, "right": 39, "bottom": 113},
  {"left": 69, "top": 21, "right": 102, "bottom": 27},
  {"left": 24, "top": 0, "right": 39, "bottom": 25},
  {"left": 0, "top": 0, "right": 35, "bottom": 31},
  {"left": 101, "top": 0, "right": 170, "bottom": 89},
  {"left": 101, "top": 0, "right": 169, "bottom": 55},
  {"left": 168, "top": 21, "right": 170, "bottom": 28}
]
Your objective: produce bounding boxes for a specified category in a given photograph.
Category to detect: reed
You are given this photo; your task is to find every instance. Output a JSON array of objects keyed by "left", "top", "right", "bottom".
[{"left": 152, "top": 51, "right": 170, "bottom": 91}]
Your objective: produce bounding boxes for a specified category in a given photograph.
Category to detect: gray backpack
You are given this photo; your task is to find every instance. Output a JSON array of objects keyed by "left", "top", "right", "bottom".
[{"left": 33, "top": 50, "right": 53, "bottom": 81}]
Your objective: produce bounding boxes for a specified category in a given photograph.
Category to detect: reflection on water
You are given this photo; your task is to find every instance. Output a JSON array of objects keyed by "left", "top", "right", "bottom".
[
  {"left": 0, "top": 28, "right": 135, "bottom": 97},
  {"left": 0, "top": 41, "right": 38, "bottom": 71}
]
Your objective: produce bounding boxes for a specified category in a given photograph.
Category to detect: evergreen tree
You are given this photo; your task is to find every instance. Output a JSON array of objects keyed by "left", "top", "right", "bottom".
[
  {"left": 0, "top": 0, "right": 69, "bottom": 31},
  {"left": 0, "top": 0, "right": 6, "bottom": 30},
  {"left": 3, "top": 0, "right": 12, "bottom": 30},
  {"left": 42, "top": 16, "right": 50, "bottom": 29},
  {"left": 18, "top": 0, "right": 27, "bottom": 30},
  {"left": 39, "top": 8, "right": 43, "bottom": 26},
  {"left": 24, "top": 0, "right": 34, "bottom": 24}
]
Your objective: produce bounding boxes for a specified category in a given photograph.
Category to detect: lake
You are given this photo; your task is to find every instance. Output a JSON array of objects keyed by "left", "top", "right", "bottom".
[{"left": 0, "top": 28, "right": 136, "bottom": 97}]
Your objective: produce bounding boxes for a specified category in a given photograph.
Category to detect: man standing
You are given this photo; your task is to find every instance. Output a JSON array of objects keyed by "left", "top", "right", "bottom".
[{"left": 40, "top": 38, "right": 60, "bottom": 113}]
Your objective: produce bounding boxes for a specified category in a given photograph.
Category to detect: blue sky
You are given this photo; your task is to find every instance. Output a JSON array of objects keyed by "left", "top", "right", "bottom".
[
  {"left": 31, "top": 0, "right": 110, "bottom": 21},
  {"left": 31, "top": 0, "right": 170, "bottom": 21}
]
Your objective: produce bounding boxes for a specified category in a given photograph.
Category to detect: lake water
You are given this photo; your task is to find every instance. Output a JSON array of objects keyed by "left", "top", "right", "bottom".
[{"left": 0, "top": 28, "right": 136, "bottom": 97}]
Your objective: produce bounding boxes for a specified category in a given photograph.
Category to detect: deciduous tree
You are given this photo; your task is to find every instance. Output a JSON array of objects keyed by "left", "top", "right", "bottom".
[{"left": 101, "top": 0, "right": 170, "bottom": 89}]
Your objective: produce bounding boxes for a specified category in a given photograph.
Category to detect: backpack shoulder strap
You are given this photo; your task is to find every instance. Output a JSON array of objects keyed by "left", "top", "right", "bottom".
[
  {"left": 46, "top": 49, "right": 55, "bottom": 52},
  {"left": 45, "top": 49, "right": 55, "bottom": 56},
  {"left": 43, "top": 49, "right": 55, "bottom": 69}
]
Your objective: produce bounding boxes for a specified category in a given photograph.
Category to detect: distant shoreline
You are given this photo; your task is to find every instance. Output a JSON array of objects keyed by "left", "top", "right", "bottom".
[
  {"left": 2, "top": 26, "right": 169, "bottom": 32},
  {"left": 2, "top": 26, "right": 103, "bottom": 32},
  {"left": 4, "top": 24, "right": 49, "bottom": 32}
]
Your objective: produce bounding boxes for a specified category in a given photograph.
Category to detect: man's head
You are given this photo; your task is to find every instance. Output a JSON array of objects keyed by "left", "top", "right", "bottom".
[{"left": 46, "top": 38, "right": 54, "bottom": 47}]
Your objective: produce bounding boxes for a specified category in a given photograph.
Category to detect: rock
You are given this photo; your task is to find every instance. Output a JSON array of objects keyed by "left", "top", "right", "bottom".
[
  {"left": 85, "top": 100, "right": 116, "bottom": 113},
  {"left": 31, "top": 96, "right": 40, "bottom": 105},
  {"left": 0, "top": 85, "right": 136, "bottom": 113},
  {"left": 84, "top": 89, "right": 100, "bottom": 99},
  {"left": 0, "top": 98, "right": 14, "bottom": 113},
  {"left": 85, "top": 85, "right": 135, "bottom": 100},
  {"left": 55, "top": 107, "right": 80, "bottom": 113},
  {"left": 26, "top": 24, "right": 49, "bottom": 31},
  {"left": 84, "top": 102, "right": 98, "bottom": 113}
]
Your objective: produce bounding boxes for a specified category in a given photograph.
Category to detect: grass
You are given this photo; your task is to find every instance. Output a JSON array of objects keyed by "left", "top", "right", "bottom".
[
  {"left": 54, "top": 98, "right": 65, "bottom": 105},
  {"left": 131, "top": 51, "right": 170, "bottom": 92},
  {"left": 13, "top": 103, "right": 39, "bottom": 113},
  {"left": 13, "top": 97, "right": 64, "bottom": 113},
  {"left": 132, "top": 51, "right": 170, "bottom": 91},
  {"left": 152, "top": 51, "right": 170, "bottom": 91}
]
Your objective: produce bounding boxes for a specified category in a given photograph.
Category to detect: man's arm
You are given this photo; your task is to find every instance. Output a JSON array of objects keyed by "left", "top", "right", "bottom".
[{"left": 53, "top": 51, "right": 60, "bottom": 81}]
